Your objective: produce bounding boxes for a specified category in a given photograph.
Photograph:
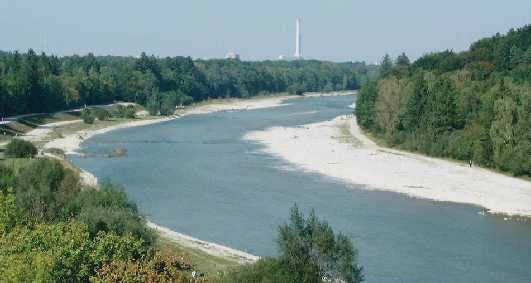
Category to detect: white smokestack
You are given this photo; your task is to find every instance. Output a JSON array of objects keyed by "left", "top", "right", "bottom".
[{"left": 295, "top": 17, "right": 302, "bottom": 59}]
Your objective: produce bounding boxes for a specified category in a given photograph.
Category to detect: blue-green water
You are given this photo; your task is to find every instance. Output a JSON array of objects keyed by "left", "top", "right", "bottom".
[{"left": 71, "top": 96, "right": 531, "bottom": 283}]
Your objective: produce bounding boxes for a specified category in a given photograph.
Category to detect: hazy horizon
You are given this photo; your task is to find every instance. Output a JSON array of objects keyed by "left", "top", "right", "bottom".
[{"left": 2, "top": 0, "right": 531, "bottom": 63}]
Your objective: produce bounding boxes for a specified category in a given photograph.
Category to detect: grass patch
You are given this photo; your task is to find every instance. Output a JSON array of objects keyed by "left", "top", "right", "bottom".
[
  {"left": 336, "top": 121, "right": 363, "bottom": 147},
  {"left": 155, "top": 235, "right": 241, "bottom": 277}
]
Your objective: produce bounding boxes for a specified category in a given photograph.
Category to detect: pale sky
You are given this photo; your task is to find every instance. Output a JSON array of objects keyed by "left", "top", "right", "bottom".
[{"left": 1, "top": 0, "right": 531, "bottom": 63}]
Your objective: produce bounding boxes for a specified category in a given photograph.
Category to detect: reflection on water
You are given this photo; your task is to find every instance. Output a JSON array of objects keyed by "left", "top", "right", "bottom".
[{"left": 71, "top": 96, "right": 531, "bottom": 283}]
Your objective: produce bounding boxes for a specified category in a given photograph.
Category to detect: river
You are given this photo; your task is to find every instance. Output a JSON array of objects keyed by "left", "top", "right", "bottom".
[{"left": 71, "top": 95, "right": 531, "bottom": 283}]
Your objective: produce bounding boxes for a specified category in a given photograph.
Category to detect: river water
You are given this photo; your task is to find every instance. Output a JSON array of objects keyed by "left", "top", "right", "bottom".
[{"left": 71, "top": 95, "right": 531, "bottom": 283}]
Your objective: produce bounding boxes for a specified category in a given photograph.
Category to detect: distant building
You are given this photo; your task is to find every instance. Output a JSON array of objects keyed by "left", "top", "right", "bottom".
[
  {"left": 225, "top": 52, "right": 240, "bottom": 60},
  {"left": 278, "top": 17, "right": 304, "bottom": 61}
]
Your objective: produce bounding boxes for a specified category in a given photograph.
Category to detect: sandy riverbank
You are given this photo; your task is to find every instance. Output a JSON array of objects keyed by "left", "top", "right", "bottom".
[
  {"left": 244, "top": 115, "right": 531, "bottom": 217},
  {"left": 43, "top": 117, "right": 175, "bottom": 155},
  {"left": 148, "top": 222, "right": 259, "bottom": 264}
]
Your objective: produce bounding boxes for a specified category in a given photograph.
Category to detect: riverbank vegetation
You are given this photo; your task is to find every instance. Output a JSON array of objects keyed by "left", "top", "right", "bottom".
[
  {"left": 0, "top": 157, "right": 202, "bottom": 282},
  {"left": 5, "top": 139, "right": 37, "bottom": 158},
  {"left": 0, "top": 50, "right": 376, "bottom": 117},
  {"left": 215, "top": 205, "right": 363, "bottom": 283},
  {"left": 1, "top": 151, "right": 363, "bottom": 282},
  {"left": 356, "top": 25, "right": 531, "bottom": 177}
]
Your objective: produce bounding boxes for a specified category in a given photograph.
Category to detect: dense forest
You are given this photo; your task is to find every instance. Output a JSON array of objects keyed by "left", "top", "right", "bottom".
[
  {"left": 356, "top": 25, "right": 531, "bottom": 177},
  {"left": 0, "top": 50, "right": 375, "bottom": 117}
]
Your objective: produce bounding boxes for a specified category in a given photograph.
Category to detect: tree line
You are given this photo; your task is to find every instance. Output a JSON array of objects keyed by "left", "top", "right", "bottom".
[
  {"left": 356, "top": 25, "right": 531, "bottom": 177},
  {"left": 0, "top": 50, "right": 376, "bottom": 117}
]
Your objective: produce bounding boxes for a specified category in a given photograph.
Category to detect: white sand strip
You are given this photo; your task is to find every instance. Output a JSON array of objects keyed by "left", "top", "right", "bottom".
[
  {"left": 244, "top": 115, "right": 531, "bottom": 217},
  {"left": 148, "top": 222, "right": 259, "bottom": 264},
  {"left": 182, "top": 95, "right": 294, "bottom": 116}
]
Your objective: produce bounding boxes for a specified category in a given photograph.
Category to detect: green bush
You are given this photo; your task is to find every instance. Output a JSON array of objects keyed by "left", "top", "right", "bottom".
[
  {"left": 0, "top": 219, "right": 148, "bottom": 282},
  {"left": 116, "top": 105, "right": 136, "bottom": 119},
  {"left": 160, "top": 92, "right": 178, "bottom": 116},
  {"left": 64, "top": 183, "right": 155, "bottom": 245},
  {"left": 81, "top": 108, "right": 95, "bottom": 124},
  {"left": 92, "top": 253, "right": 199, "bottom": 283},
  {"left": 94, "top": 108, "right": 110, "bottom": 121},
  {"left": 5, "top": 139, "right": 37, "bottom": 158},
  {"left": 287, "top": 84, "right": 304, "bottom": 95},
  {"left": 0, "top": 165, "right": 15, "bottom": 191},
  {"left": 216, "top": 205, "right": 364, "bottom": 283},
  {"left": 15, "top": 158, "right": 80, "bottom": 222}
]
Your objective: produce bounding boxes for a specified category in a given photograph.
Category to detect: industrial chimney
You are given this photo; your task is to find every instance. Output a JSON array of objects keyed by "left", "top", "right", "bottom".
[{"left": 294, "top": 17, "right": 302, "bottom": 59}]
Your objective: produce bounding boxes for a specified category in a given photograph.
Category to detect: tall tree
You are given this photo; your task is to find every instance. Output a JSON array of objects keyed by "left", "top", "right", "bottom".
[{"left": 379, "top": 54, "right": 393, "bottom": 78}]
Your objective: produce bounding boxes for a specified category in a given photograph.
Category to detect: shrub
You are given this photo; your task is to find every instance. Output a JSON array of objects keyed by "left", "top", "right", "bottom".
[
  {"left": 5, "top": 139, "right": 37, "bottom": 158},
  {"left": 160, "top": 92, "right": 178, "bottom": 116},
  {"left": 116, "top": 105, "right": 136, "bottom": 119},
  {"left": 0, "top": 222, "right": 93, "bottom": 282},
  {"left": 64, "top": 183, "right": 155, "bottom": 245},
  {"left": 146, "top": 99, "right": 160, "bottom": 116},
  {"left": 81, "top": 108, "right": 95, "bottom": 124},
  {"left": 287, "top": 84, "right": 304, "bottom": 95},
  {"left": 94, "top": 108, "right": 110, "bottom": 121},
  {"left": 216, "top": 205, "right": 364, "bottom": 283},
  {"left": 0, "top": 220, "right": 149, "bottom": 282},
  {"left": 0, "top": 188, "right": 18, "bottom": 233},
  {"left": 15, "top": 158, "right": 80, "bottom": 222},
  {"left": 92, "top": 253, "right": 201, "bottom": 283},
  {"left": 90, "top": 231, "right": 147, "bottom": 268},
  {"left": 276, "top": 205, "right": 364, "bottom": 283},
  {"left": 0, "top": 165, "right": 15, "bottom": 191}
]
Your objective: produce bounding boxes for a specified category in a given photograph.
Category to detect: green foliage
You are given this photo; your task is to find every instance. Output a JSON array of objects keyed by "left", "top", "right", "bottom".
[
  {"left": 0, "top": 188, "right": 18, "bottom": 233},
  {"left": 0, "top": 160, "right": 168, "bottom": 281},
  {"left": 65, "top": 183, "right": 155, "bottom": 245},
  {"left": 94, "top": 107, "right": 110, "bottom": 121},
  {"left": 14, "top": 158, "right": 80, "bottom": 222},
  {"left": 0, "top": 222, "right": 91, "bottom": 282},
  {"left": 5, "top": 139, "right": 37, "bottom": 158},
  {"left": 379, "top": 54, "right": 394, "bottom": 78},
  {"left": 0, "top": 164, "right": 15, "bottom": 191},
  {"left": 396, "top": 53, "right": 411, "bottom": 67},
  {"left": 81, "top": 108, "right": 95, "bottom": 124},
  {"left": 0, "top": 50, "right": 375, "bottom": 117},
  {"left": 0, "top": 220, "right": 148, "bottom": 282},
  {"left": 218, "top": 205, "right": 364, "bottom": 283},
  {"left": 116, "top": 105, "right": 137, "bottom": 119},
  {"left": 146, "top": 90, "right": 186, "bottom": 116},
  {"left": 356, "top": 25, "right": 531, "bottom": 177},
  {"left": 91, "top": 253, "right": 201, "bottom": 283},
  {"left": 277, "top": 205, "right": 363, "bottom": 283},
  {"left": 355, "top": 81, "right": 378, "bottom": 131},
  {"left": 287, "top": 83, "right": 304, "bottom": 95},
  {"left": 90, "top": 231, "right": 147, "bottom": 268}
]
